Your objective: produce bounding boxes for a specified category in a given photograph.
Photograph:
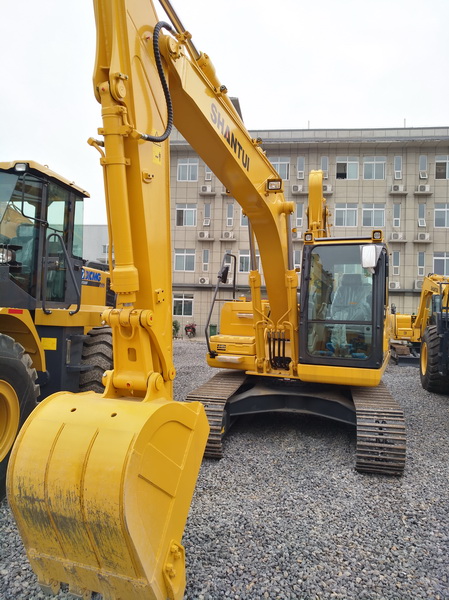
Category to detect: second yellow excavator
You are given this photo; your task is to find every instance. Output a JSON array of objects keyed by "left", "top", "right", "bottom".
[{"left": 7, "top": 1, "right": 406, "bottom": 599}]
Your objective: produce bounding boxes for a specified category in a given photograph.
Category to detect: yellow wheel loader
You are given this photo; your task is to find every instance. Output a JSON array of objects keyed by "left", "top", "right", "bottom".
[
  {"left": 7, "top": 1, "right": 405, "bottom": 599},
  {"left": 0, "top": 160, "right": 114, "bottom": 499},
  {"left": 391, "top": 273, "right": 449, "bottom": 392}
]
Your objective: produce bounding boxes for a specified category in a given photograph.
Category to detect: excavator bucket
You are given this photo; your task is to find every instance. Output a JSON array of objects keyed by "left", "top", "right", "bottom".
[{"left": 7, "top": 390, "right": 209, "bottom": 600}]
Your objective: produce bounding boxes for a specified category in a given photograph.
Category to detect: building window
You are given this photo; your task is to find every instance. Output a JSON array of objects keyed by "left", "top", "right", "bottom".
[
  {"left": 436, "top": 155, "right": 449, "bottom": 180},
  {"left": 320, "top": 156, "right": 329, "bottom": 179},
  {"left": 239, "top": 250, "right": 251, "bottom": 273},
  {"left": 173, "top": 293, "right": 194, "bottom": 316},
  {"left": 102, "top": 244, "right": 109, "bottom": 254},
  {"left": 418, "top": 252, "right": 425, "bottom": 277},
  {"left": 393, "top": 204, "right": 401, "bottom": 228},
  {"left": 226, "top": 202, "right": 234, "bottom": 227},
  {"left": 434, "top": 252, "right": 449, "bottom": 276},
  {"left": 205, "top": 165, "right": 213, "bottom": 181},
  {"left": 335, "top": 203, "right": 358, "bottom": 227},
  {"left": 293, "top": 249, "right": 301, "bottom": 269},
  {"left": 336, "top": 156, "right": 359, "bottom": 180},
  {"left": 239, "top": 249, "right": 260, "bottom": 272},
  {"left": 296, "top": 202, "right": 304, "bottom": 227},
  {"left": 362, "top": 203, "right": 385, "bottom": 227},
  {"left": 241, "top": 209, "right": 249, "bottom": 226},
  {"left": 435, "top": 203, "right": 449, "bottom": 228},
  {"left": 174, "top": 248, "right": 195, "bottom": 271},
  {"left": 202, "top": 249, "right": 209, "bottom": 272},
  {"left": 270, "top": 156, "right": 290, "bottom": 180},
  {"left": 297, "top": 156, "right": 305, "bottom": 179},
  {"left": 394, "top": 156, "right": 403, "bottom": 180},
  {"left": 177, "top": 158, "right": 199, "bottom": 181},
  {"left": 176, "top": 203, "right": 197, "bottom": 226},
  {"left": 418, "top": 204, "right": 426, "bottom": 227},
  {"left": 363, "top": 156, "right": 386, "bottom": 180},
  {"left": 419, "top": 155, "right": 428, "bottom": 179},
  {"left": 392, "top": 251, "right": 400, "bottom": 276},
  {"left": 203, "top": 203, "right": 211, "bottom": 226}
]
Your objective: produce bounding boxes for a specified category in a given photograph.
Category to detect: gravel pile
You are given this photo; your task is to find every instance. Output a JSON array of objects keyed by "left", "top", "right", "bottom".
[{"left": 1, "top": 339, "right": 448, "bottom": 600}]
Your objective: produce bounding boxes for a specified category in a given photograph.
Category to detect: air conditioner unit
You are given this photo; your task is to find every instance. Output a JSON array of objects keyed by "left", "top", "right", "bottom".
[
  {"left": 292, "top": 184, "right": 303, "bottom": 194},
  {"left": 199, "top": 277, "right": 210, "bottom": 285},
  {"left": 417, "top": 184, "right": 430, "bottom": 193},
  {"left": 389, "top": 281, "right": 401, "bottom": 290},
  {"left": 200, "top": 185, "right": 212, "bottom": 194},
  {"left": 322, "top": 184, "right": 333, "bottom": 193},
  {"left": 391, "top": 184, "right": 404, "bottom": 193},
  {"left": 390, "top": 232, "right": 403, "bottom": 241},
  {"left": 292, "top": 231, "right": 303, "bottom": 240},
  {"left": 203, "top": 217, "right": 211, "bottom": 226},
  {"left": 414, "top": 279, "right": 424, "bottom": 290},
  {"left": 198, "top": 231, "right": 210, "bottom": 239},
  {"left": 417, "top": 232, "right": 430, "bottom": 241},
  {"left": 222, "top": 231, "right": 234, "bottom": 239}
]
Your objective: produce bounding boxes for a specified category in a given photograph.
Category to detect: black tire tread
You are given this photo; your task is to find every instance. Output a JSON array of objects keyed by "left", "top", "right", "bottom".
[
  {"left": 79, "top": 327, "right": 113, "bottom": 394},
  {"left": 420, "top": 325, "right": 449, "bottom": 393},
  {"left": 0, "top": 334, "right": 39, "bottom": 500}
]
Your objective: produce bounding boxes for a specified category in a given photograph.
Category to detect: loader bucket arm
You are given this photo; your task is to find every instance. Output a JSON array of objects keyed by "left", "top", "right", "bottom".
[{"left": 7, "top": 1, "right": 209, "bottom": 599}]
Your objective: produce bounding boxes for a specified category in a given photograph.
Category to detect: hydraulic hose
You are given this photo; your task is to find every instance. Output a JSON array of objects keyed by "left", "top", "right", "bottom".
[{"left": 140, "top": 21, "right": 175, "bottom": 143}]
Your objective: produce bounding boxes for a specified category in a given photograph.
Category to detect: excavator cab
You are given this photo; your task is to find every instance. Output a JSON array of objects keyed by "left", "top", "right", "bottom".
[
  {"left": 0, "top": 161, "right": 85, "bottom": 310},
  {"left": 299, "top": 239, "right": 388, "bottom": 367}
]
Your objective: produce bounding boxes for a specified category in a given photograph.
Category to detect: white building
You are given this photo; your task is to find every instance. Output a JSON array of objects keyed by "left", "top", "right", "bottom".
[{"left": 84, "top": 126, "right": 449, "bottom": 334}]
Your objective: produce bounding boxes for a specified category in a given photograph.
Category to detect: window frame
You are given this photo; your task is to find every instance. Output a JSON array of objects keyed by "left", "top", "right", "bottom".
[
  {"left": 435, "top": 155, "right": 449, "bottom": 180},
  {"left": 334, "top": 203, "right": 358, "bottom": 227},
  {"left": 336, "top": 156, "right": 359, "bottom": 180},
  {"left": 173, "top": 293, "right": 194, "bottom": 317},
  {"left": 435, "top": 203, "right": 449, "bottom": 228},
  {"left": 177, "top": 157, "right": 199, "bottom": 182},
  {"left": 174, "top": 248, "right": 196, "bottom": 272},
  {"left": 362, "top": 203, "right": 385, "bottom": 228},
  {"left": 270, "top": 156, "right": 290, "bottom": 180},
  {"left": 363, "top": 156, "right": 386, "bottom": 181}
]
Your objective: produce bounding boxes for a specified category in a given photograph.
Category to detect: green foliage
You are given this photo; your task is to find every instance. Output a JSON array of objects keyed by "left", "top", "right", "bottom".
[{"left": 172, "top": 319, "right": 180, "bottom": 338}]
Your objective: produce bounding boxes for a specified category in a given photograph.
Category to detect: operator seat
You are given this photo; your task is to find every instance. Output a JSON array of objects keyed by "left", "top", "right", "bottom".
[{"left": 331, "top": 273, "right": 371, "bottom": 322}]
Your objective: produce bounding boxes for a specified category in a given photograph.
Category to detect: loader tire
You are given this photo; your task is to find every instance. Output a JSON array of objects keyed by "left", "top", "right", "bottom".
[
  {"left": 0, "top": 334, "right": 39, "bottom": 500},
  {"left": 79, "top": 327, "right": 113, "bottom": 394},
  {"left": 420, "top": 325, "right": 449, "bottom": 393}
]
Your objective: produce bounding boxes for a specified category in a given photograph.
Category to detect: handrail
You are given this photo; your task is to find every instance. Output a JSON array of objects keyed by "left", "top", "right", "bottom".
[
  {"left": 41, "top": 232, "right": 81, "bottom": 315},
  {"left": 205, "top": 252, "right": 237, "bottom": 356}
]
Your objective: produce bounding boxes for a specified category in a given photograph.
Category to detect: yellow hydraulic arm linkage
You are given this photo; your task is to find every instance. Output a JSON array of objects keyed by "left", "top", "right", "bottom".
[{"left": 7, "top": 2, "right": 209, "bottom": 599}]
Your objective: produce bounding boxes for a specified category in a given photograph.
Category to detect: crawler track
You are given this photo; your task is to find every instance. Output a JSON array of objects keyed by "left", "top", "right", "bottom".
[
  {"left": 185, "top": 371, "right": 247, "bottom": 458},
  {"left": 352, "top": 382, "right": 406, "bottom": 475},
  {"left": 187, "top": 372, "right": 406, "bottom": 475}
]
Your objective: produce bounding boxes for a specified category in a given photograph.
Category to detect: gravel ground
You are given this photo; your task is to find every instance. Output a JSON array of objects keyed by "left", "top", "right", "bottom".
[{"left": 1, "top": 339, "right": 448, "bottom": 600}]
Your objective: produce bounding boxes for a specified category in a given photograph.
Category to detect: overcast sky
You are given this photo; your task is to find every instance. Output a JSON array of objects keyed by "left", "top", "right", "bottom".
[{"left": 1, "top": 0, "right": 448, "bottom": 224}]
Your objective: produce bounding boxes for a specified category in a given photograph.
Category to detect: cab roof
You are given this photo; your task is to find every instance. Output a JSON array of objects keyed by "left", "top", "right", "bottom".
[{"left": 0, "top": 160, "right": 90, "bottom": 198}]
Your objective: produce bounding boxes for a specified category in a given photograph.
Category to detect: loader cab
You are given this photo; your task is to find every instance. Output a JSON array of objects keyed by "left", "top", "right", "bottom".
[
  {"left": 0, "top": 161, "right": 86, "bottom": 310},
  {"left": 299, "top": 239, "right": 388, "bottom": 369}
]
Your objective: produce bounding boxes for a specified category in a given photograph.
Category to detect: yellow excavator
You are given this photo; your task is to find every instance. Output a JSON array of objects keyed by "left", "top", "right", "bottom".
[
  {"left": 391, "top": 273, "right": 449, "bottom": 393},
  {"left": 7, "top": 1, "right": 406, "bottom": 599}
]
